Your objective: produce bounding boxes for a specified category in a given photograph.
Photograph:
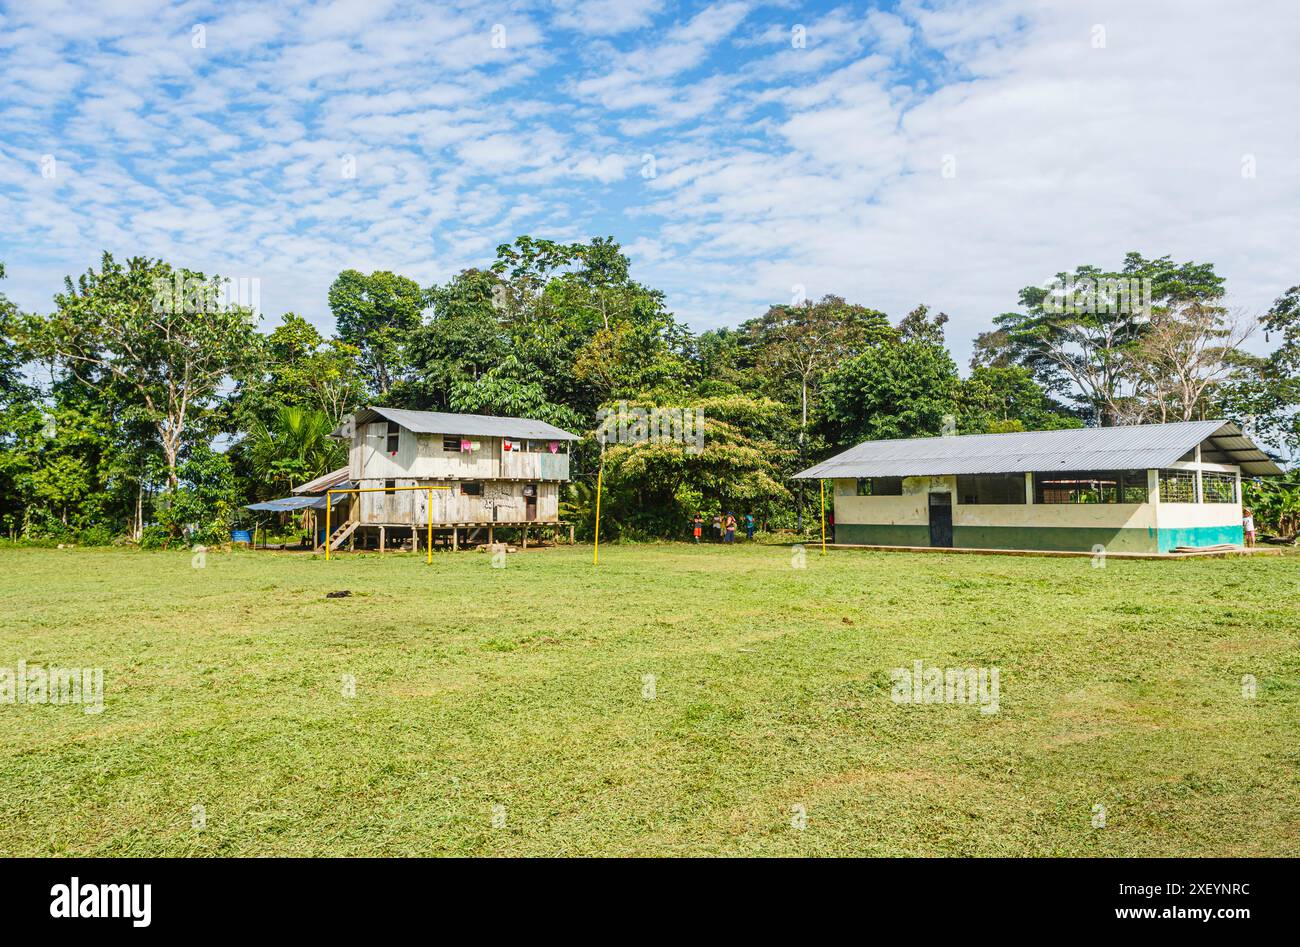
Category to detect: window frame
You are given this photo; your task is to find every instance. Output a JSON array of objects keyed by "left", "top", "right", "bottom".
[
  {"left": 1033, "top": 470, "right": 1148, "bottom": 505},
  {"left": 1201, "top": 471, "right": 1237, "bottom": 504},
  {"left": 385, "top": 421, "right": 400, "bottom": 454},
  {"left": 461, "top": 481, "right": 483, "bottom": 497},
  {"left": 442, "top": 435, "right": 461, "bottom": 453},
  {"left": 1158, "top": 468, "right": 1197, "bottom": 504},
  {"left": 956, "top": 473, "right": 1027, "bottom": 505},
  {"left": 856, "top": 477, "right": 903, "bottom": 497}
]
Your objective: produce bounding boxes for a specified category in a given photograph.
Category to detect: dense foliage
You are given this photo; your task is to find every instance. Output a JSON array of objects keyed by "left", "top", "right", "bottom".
[{"left": 1, "top": 242, "right": 1296, "bottom": 544}]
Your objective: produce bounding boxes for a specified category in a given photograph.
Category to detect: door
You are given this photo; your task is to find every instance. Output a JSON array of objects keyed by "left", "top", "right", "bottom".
[
  {"left": 524, "top": 483, "right": 538, "bottom": 522},
  {"left": 928, "top": 492, "right": 953, "bottom": 547}
]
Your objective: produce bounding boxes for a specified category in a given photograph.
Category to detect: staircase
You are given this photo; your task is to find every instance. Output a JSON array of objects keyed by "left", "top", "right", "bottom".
[{"left": 317, "top": 520, "right": 358, "bottom": 552}]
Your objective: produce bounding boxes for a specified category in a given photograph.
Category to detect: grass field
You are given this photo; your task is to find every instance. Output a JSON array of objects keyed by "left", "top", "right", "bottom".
[{"left": 1, "top": 542, "right": 1297, "bottom": 857}]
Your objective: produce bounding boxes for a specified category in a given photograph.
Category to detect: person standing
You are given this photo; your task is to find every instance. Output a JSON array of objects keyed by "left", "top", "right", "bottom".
[
  {"left": 1243, "top": 508, "right": 1256, "bottom": 547},
  {"left": 712, "top": 514, "right": 723, "bottom": 542},
  {"left": 724, "top": 512, "right": 736, "bottom": 544},
  {"left": 744, "top": 512, "right": 755, "bottom": 541},
  {"left": 692, "top": 513, "right": 703, "bottom": 544}
]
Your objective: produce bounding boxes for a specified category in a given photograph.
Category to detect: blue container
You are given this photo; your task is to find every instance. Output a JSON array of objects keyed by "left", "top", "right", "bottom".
[{"left": 231, "top": 529, "right": 252, "bottom": 545}]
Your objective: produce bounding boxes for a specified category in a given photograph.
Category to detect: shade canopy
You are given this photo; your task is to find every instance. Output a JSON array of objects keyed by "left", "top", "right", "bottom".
[{"left": 245, "top": 493, "right": 348, "bottom": 513}]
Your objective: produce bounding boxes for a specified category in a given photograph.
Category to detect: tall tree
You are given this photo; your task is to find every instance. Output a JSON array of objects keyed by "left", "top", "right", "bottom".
[
  {"left": 994, "top": 253, "right": 1226, "bottom": 424},
  {"left": 27, "top": 253, "right": 260, "bottom": 492},
  {"left": 327, "top": 270, "right": 428, "bottom": 395}
]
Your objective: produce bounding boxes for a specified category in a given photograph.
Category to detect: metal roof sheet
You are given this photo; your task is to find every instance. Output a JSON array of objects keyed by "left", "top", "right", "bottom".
[
  {"left": 793, "top": 420, "right": 1283, "bottom": 479},
  {"left": 292, "top": 467, "right": 353, "bottom": 494},
  {"left": 245, "top": 494, "right": 346, "bottom": 513},
  {"left": 338, "top": 407, "right": 580, "bottom": 442}
]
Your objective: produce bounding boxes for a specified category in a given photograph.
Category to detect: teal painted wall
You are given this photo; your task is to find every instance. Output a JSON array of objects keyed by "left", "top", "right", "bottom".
[
  {"left": 1157, "top": 524, "right": 1244, "bottom": 552},
  {"left": 835, "top": 521, "right": 1244, "bottom": 554}
]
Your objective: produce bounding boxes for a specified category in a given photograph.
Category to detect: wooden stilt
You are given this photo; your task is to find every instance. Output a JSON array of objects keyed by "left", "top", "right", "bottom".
[
  {"left": 452, "top": 527, "right": 458, "bottom": 552},
  {"left": 522, "top": 525, "right": 528, "bottom": 549},
  {"left": 488, "top": 525, "right": 494, "bottom": 545},
  {"left": 380, "top": 526, "right": 386, "bottom": 553}
]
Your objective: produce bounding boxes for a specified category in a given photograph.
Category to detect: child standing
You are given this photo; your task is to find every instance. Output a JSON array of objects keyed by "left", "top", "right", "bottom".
[
  {"left": 724, "top": 513, "right": 736, "bottom": 544},
  {"left": 1243, "top": 508, "right": 1256, "bottom": 547},
  {"left": 692, "top": 514, "right": 703, "bottom": 543}
]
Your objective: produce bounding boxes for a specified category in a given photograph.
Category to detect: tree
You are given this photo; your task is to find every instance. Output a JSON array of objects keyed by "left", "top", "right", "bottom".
[
  {"left": 1128, "top": 300, "right": 1255, "bottom": 422},
  {"left": 398, "top": 269, "right": 507, "bottom": 411},
  {"left": 818, "top": 338, "right": 961, "bottom": 445},
  {"left": 327, "top": 270, "right": 428, "bottom": 395},
  {"left": 959, "top": 365, "right": 1082, "bottom": 433},
  {"left": 596, "top": 394, "right": 793, "bottom": 537},
  {"left": 235, "top": 313, "right": 365, "bottom": 428},
  {"left": 245, "top": 406, "right": 346, "bottom": 498},
  {"left": 27, "top": 253, "right": 260, "bottom": 492},
  {"left": 994, "top": 253, "right": 1226, "bottom": 424}
]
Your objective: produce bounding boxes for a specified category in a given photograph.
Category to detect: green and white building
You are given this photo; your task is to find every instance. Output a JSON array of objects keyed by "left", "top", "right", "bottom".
[{"left": 793, "top": 421, "right": 1281, "bottom": 554}]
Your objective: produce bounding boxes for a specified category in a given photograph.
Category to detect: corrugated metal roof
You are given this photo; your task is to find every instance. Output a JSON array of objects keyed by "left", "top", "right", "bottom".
[
  {"left": 338, "top": 407, "right": 580, "bottom": 441},
  {"left": 292, "top": 467, "right": 352, "bottom": 494},
  {"left": 793, "top": 420, "right": 1284, "bottom": 478},
  {"left": 245, "top": 494, "right": 346, "bottom": 513}
]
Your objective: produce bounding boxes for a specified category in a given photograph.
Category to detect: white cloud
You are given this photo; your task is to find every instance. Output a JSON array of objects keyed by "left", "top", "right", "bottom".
[{"left": 0, "top": 0, "right": 1296, "bottom": 374}]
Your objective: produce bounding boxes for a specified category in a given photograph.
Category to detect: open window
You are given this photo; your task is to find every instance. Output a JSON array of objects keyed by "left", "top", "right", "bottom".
[
  {"left": 386, "top": 421, "right": 400, "bottom": 454},
  {"left": 461, "top": 481, "right": 483, "bottom": 496},
  {"left": 856, "top": 477, "right": 903, "bottom": 496},
  {"left": 956, "top": 474, "right": 1026, "bottom": 504}
]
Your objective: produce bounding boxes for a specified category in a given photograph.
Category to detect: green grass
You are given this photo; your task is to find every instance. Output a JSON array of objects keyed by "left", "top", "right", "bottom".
[{"left": 0, "top": 542, "right": 1297, "bottom": 856}]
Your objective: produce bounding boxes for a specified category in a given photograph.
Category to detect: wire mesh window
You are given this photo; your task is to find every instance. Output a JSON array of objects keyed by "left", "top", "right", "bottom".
[
  {"left": 1034, "top": 470, "right": 1148, "bottom": 504},
  {"left": 856, "top": 477, "right": 904, "bottom": 496},
  {"left": 1201, "top": 471, "right": 1237, "bottom": 503},
  {"left": 956, "top": 474, "right": 1026, "bottom": 504},
  {"left": 1158, "top": 469, "right": 1197, "bottom": 503}
]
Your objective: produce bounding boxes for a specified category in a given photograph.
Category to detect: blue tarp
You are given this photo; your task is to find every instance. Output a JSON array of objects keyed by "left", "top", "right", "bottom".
[{"left": 245, "top": 494, "right": 346, "bottom": 513}]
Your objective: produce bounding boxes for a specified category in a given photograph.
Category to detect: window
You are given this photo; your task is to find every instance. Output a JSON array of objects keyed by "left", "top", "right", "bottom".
[
  {"left": 957, "top": 474, "right": 1026, "bottom": 505},
  {"left": 1158, "top": 469, "right": 1197, "bottom": 503},
  {"left": 856, "top": 477, "right": 903, "bottom": 497},
  {"left": 443, "top": 435, "right": 461, "bottom": 453},
  {"left": 386, "top": 421, "right": 400, "bottom": 454},
  {"left": 1202, "top": 471, "right": 1237, "bottom": 503},
  {"left": 1118, "top": 471, "right": 1149, "bottom": 503},
  {"left": 1034, "top": 470, "right": 1148, "bottom": 504},
  {"left": 461, "top": 481, "right": 483, "bottom": 496},
  {"left": 383, "top": 479, "right": 396, "bottom": 495}
]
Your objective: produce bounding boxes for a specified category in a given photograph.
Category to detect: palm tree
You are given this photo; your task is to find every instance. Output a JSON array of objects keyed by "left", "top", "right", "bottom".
[{"left": 246, "top": 406, "right": 346, "bottom": 498}]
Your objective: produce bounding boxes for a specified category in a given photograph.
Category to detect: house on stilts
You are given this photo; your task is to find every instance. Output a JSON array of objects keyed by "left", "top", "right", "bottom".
[{"left": 308, "top": 407, "right": 580, "bottom": 552}]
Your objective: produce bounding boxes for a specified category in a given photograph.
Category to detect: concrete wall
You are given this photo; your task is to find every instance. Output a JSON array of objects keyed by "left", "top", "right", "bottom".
[{"left": 831, "top": 465, "right": 1242, "bottom": 553}]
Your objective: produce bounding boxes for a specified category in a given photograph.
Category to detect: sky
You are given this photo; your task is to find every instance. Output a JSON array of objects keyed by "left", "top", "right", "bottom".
[{"left": 1, "top": 0, "right": 1298, "bottom": 367}]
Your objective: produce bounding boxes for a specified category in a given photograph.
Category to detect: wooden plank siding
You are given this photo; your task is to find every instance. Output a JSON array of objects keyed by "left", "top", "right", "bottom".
[{"left": 356, "top": 480, "right": 561, "bottom": 526}]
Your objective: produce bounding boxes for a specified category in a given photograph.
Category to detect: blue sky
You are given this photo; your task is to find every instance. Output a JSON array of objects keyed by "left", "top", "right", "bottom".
[{"left": 1, "top": 0, "right": 1298, "bottom": 365}]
